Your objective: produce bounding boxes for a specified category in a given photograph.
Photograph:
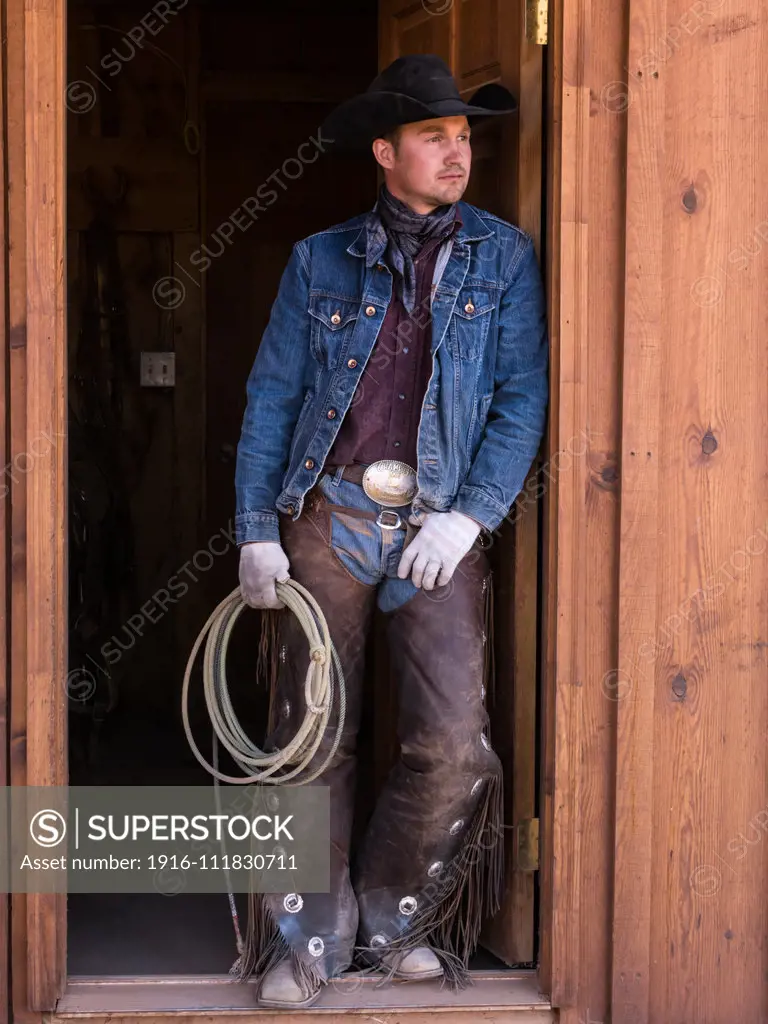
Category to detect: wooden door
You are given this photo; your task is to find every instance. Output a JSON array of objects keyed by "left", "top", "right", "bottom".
[{"left": 378, "top": 0, "right": 545, "bottom": 966}]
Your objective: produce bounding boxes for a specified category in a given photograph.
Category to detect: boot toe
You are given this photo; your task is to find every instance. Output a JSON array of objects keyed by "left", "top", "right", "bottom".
[
  {"left": 381, "top": 946, "right": 444, "bottom": 979},
  {"left": 257, "top": 958, "right": 321, "bottom": 1007}
]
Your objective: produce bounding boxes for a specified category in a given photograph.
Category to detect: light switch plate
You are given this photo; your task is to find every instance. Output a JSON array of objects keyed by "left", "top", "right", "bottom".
[{"left": 140, "top": 351, "right": 175, "bottom": 387}]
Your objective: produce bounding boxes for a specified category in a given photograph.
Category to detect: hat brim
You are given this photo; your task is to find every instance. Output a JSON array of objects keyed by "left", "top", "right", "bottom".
[{"left": 319, "top": 83, "right": 518, "bottom": 153}]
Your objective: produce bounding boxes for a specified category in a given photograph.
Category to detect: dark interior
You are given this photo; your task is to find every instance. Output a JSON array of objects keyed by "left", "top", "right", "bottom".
[{"left": 65, "top": 0, "right": 528, "bottom": 978}]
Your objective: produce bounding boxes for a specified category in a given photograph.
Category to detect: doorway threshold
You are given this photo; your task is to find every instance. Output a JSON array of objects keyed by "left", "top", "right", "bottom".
[{"left": 55, "top": 970, "right": 555, "bottom": 1021}]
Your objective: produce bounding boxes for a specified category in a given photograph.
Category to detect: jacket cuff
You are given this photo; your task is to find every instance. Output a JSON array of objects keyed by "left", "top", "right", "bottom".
[
  {"left": 235, "top": 511, "right": 281, "bottom": 545},
  {"left": 451, "top": 484, "right": 510, "bottom": 535}
]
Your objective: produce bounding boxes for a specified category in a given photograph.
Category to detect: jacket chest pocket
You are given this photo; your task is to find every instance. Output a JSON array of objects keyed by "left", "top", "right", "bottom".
[
  {"left": 308, "top": 293, "right": 359, "bottom": 369},
  {"left": 450, "top": 287, "right": 496, "bottom": 359}
]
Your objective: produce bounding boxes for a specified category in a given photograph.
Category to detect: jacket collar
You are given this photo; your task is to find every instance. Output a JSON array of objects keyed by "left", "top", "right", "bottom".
[{"left": 345, "top": 199, "right": 493, "bottom": 267}]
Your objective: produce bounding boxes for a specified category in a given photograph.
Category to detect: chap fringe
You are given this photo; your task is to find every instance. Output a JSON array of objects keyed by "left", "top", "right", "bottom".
[{"left": 355, "top": 762, "right": 505, "bottom": 992}]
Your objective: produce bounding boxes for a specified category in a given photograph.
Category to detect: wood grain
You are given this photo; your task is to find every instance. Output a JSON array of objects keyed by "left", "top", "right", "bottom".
[
  {"left": 549, "top": 73, "right": 591, "bottom": 1010},
  {"left": 54, "top": 970, "right": 552, "bottom": 1017},
  {"left": 612, "top": 1, "right": 768, "bottom": 1021},
  {"left": 541, "top": 2, "right": 628, "bottom": 1022},
  {"left": 7, "top": 0, "right": 38, "bottom": 1014},
  {"left": 23, "top": 0, "right": 67, "bottom": 1011},
  {"left": 0, "top": 0, "right": 9, "bottom": 1019}
]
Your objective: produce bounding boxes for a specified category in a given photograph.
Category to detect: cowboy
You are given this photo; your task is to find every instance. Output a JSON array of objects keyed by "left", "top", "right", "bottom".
[{"left": 233, "top": 54, "right": 549, "bottom": 1009}]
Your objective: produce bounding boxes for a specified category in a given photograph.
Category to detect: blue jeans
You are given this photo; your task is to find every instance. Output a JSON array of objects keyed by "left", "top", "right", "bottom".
[{"left": 317, "top": 467, "right": 421, "bottom": 613}]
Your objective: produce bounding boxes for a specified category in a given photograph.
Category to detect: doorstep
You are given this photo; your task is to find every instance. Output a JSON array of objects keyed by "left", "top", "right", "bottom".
[{"left": 53, "top": 969, "right": 555, "bottom": 1022}]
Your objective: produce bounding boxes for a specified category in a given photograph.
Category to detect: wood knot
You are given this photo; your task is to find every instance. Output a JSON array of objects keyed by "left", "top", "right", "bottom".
[
  {"left": 591, "top": 453, "right": 619, "bottom": 492},
  {"left": 682, "top": 185, "right": 698, "bottom": 214},
  {"left": 671, "top": 673, "right": 687, "bottom": 700},
  {"left": 701, "top": 430, "right": 718, "bottom": 455}
]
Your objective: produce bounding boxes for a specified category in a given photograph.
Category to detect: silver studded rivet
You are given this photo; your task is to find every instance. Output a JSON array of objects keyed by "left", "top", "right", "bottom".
[
  {"left": 398, "top": 896, "right": 418, "bottom": 916},
  {"left": 281, "top": 699, "right": 291, "bottom": 718},
  {"left": 284, "top": 893, "right": 303, "bottom": 913},
  {"left": 279, "top": 644, "right": 287, "bottom": 663},
  {"left": 480, "top": 684, "right": 486, "bottom": 701},
  {"left": 371, "top": 933, "right": 388, "bottom": 947},
  {"left": 267, "top": 793, "right": 280, "bottom": 811},
  {"left": 480, "top": 733, "right": 491, "bottom": 751},
  {"left": 308, "top": 936, "right": 325, "bottom": 957},
  {"left": 427, "top": 860, "right": 443, "bottom": 877},
  {"left": 471, "top": 777, "right": 484, "bottom": 797},
  {"left": 481, "top": 630, "right": 487, "bottom": 645},
  {"left": 449, "top": 818, "right": 465, "bottom": 835}
]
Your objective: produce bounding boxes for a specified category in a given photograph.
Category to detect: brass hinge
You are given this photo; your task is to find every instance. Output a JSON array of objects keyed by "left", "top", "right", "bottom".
[
  {"left": 515, "top": 817, "right": 540, "bottom": 871},
  {"left": 525, "top": 0, "right": 548, "bottom": 45}
]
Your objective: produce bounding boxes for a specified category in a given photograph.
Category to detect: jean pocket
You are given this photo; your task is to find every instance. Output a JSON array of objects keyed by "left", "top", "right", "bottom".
[{"left": 451, "top": 287, "right": 497, "bottom": 359}]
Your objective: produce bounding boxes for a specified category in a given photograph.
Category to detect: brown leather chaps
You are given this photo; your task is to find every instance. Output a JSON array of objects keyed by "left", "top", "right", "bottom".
[{"left": 233, "top": 486, "right": 504, "bottom": 997}]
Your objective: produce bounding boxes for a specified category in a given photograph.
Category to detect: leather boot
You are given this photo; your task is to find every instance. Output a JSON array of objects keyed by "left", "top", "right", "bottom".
[{"left": 257, "top": 954, "right": 324, "bottom": 1008}]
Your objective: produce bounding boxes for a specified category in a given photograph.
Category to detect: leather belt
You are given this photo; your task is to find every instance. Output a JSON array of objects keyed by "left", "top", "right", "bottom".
[
  {"left": 327, "top": 504, "right": 407, "bottom": 531},
  {"left": 310, "top": 479, "right": 410, "bottom": 532},
  {"left": 325, "top": 464, "right": 367, "bottom": 486}
]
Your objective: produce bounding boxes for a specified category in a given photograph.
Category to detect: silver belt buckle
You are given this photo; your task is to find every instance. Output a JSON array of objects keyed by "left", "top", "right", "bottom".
[
  {"left": 362, "top": 459, "right": 417, "bottom": 507},
  {"left": 376, "top": 509, "right": 402, "bottom": 530}
]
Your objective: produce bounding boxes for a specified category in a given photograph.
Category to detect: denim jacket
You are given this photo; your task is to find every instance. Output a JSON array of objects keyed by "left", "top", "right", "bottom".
[{"left": 234, "top": 199, "right": 549, "bottom": 545}]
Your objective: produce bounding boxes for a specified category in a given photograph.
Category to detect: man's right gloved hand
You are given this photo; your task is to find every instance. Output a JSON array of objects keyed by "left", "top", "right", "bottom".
[{"left": 238, "top": 542, "right": 291, "bottom": 609}]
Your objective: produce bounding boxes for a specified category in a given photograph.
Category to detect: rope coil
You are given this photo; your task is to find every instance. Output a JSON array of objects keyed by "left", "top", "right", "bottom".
[{"left": 181, "top": 579, "right": 346, "bottom": 786}]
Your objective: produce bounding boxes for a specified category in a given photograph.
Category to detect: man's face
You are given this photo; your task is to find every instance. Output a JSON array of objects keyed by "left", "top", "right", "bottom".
[{"left": 373, "top": 115, "right": 471, "bottom": 213}]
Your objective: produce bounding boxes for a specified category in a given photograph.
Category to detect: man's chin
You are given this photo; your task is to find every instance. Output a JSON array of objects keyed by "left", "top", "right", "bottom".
[{"left": 434, "top": 179, "right": 467, "bottom": 204}]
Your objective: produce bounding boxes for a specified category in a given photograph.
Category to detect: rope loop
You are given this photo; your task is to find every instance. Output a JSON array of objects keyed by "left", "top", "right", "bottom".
[{"left": 181, "top": 582, "right": 346, "bottom": 786}]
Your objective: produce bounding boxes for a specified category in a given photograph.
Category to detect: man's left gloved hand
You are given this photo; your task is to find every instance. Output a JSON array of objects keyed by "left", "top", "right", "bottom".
[{"left": 396, "top": 509, "right": 482, "bottom": 590}]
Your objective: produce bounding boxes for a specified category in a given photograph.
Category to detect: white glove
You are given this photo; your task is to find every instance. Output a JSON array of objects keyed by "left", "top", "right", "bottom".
[
  {"left": 397, "top": 510, "right": 482, "bottom": 590},
  {"left": 239, "top": 542, "right": 291, "bottom": 609}
]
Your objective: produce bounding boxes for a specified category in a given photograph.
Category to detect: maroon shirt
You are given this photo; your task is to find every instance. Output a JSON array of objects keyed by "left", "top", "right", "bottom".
[{"left": 327, "top": 208, "right": 463, "bottom": 469}]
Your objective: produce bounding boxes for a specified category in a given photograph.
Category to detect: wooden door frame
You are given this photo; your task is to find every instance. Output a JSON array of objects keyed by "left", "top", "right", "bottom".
[
  {"left": 537, "top": 0, "right": 590, "bottom": 1010},
  {"left": 0, "top": 1, "right": 10, "bottom": 1021},
  {"left": 5, "top": 0, "right": 585, "bottom": 1016},
  {"left": 6, "top": 0, "right": 68, "bottom": 1013}
]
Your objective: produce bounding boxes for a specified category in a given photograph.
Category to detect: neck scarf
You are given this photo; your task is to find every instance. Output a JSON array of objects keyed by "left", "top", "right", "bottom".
[{"left": 373, "top": 183, "right": 458, "bottom": 313}]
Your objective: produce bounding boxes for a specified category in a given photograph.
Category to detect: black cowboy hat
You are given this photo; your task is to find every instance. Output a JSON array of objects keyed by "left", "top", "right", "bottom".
[{"left": 320, "top": 54, "right": 518, "bottom": 152}]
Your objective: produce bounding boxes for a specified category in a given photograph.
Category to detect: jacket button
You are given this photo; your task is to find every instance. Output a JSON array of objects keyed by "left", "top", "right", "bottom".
[
  {"left": 347, "top": 358, "right": 357, "bottom": 369},
  {"left": 330, "top": 312, "right": 341, "bottom": 325},
  {"left": 286, "top": 504, "right": 295, "bottom": 514},
  {"left": 377, "top": 264, "right": 385, "bottom": 272},
  {"left": 327, "top": 409, "right": 336, "bottom": 419},
  {"left": 464, "top": 301, "right": 475, "bottom": 314},
  {"left": 304, "top": 459, "right": 314, "bottom": 470},
  {"left": 365, "top": 305, "right": 376, "bottom": 316}
]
